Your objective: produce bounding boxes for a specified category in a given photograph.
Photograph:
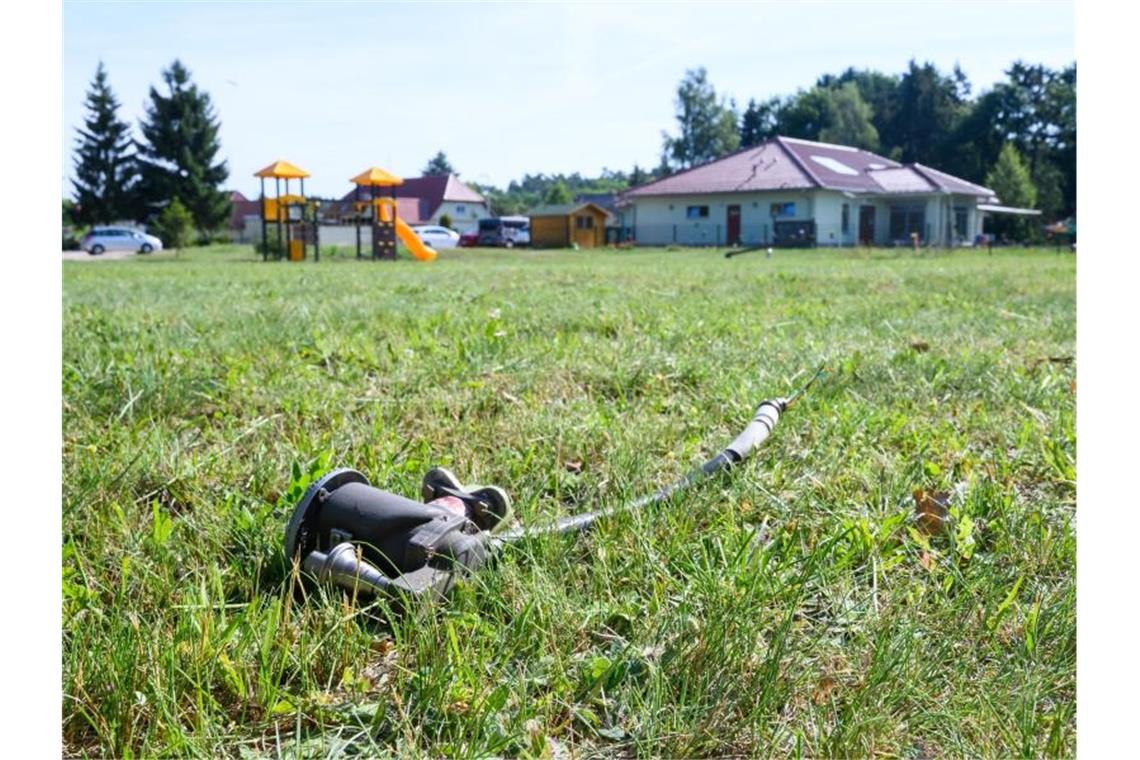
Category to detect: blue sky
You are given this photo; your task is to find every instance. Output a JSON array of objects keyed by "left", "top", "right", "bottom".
[{"left": 63, "top": 1, "right": 1074, "bottom": 198}]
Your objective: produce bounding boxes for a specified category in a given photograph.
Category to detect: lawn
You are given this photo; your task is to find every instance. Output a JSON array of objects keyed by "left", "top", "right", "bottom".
[{"left": 63, "top": 244, "right": 1075, "bottom": 758}]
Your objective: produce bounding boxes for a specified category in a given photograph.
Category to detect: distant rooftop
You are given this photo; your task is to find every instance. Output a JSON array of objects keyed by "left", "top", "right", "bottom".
[{"left": 622, "top": 136, "right": 993, "bottom": 199}]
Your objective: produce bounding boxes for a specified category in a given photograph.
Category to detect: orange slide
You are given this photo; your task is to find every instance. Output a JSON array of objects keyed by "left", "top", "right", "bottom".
[{"left": 394, "top": 217, "right": 438, "bottom": 262}]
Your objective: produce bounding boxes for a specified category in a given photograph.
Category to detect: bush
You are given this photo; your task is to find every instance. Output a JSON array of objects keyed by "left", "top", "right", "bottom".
[
  {"left": 151, "top": 198, "right": 194, "bottom": 251},
  {"left": 253, "top": 225, "right": 283, "bottom": 258},
  {"left": 439, "top": 213, "right": 454, "bottom": 230}
]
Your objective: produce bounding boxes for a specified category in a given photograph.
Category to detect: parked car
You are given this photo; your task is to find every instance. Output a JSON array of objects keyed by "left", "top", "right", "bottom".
[
  {"left": 477, "top": 216, "right": 530, "bottom": 247},
  {"left": 458, "top": 231, "right": 480, "bottom": 247},
  {"left": 411, "top": 225, "right": 460, "bottom": 249},
  {"left": 82, "top": 227, "right": 163, "bottom": 255}
]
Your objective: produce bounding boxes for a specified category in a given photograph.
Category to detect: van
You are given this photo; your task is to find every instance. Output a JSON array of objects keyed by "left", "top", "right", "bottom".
[{"left": 477, "top": 216, "right": 530, "bottom": 248}]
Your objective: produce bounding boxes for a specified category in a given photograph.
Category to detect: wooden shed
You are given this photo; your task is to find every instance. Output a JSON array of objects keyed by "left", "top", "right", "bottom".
[{"left": 528, "top": 202, "right": 611, "bottom": 248}]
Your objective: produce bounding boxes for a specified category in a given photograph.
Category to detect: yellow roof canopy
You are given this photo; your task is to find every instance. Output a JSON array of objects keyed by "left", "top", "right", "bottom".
[
  {"left": 254, "top": 160, "right": 311, "bottom": 179},
  {"left": 350, "top": 167, "right": 404, "bottom": 186}
]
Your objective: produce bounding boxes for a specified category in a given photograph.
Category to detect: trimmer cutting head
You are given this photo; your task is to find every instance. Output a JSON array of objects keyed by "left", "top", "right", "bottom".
[{"left": 285, "top": 467, "right": 507, "bottom": 598}]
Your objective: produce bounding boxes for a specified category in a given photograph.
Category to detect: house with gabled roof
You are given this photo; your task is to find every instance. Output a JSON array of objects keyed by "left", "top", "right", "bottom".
[
  {"left": 618, "top": 136, "right": 1009, "bottom": 247},
  {"left": 323, "top": 173, "right": 490, "bottom": 233}
]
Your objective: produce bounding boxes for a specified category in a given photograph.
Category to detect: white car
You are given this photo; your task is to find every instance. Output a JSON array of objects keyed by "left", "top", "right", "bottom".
[
  {"left": 82, "top": 227, "right": 164, "bottom": 255},
  {"left": 411, "top": 225, "right": 460, "bottom": 249}
]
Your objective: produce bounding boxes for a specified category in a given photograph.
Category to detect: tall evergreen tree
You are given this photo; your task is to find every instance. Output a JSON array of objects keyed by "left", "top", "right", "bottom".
[
  {"left": 889, "top": 60, "right": 967, "bottom": 165},
  {"left": 71, "top": 62, "right": 136, "bottom": 226},
  {"left": 661, "top": 68, "right": 740, "bottom": 169},
  {"left": 423, "top": 151, "right": 455, "bottom": 175},
  {"left": 135, "top": 60, "right": 230, "bottom": 233}
]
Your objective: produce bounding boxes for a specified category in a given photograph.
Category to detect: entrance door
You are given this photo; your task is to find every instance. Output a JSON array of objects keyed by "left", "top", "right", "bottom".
[
  {"left": 726, "top": 205, "right": 741, "bottom": 245},
  {"left": 858, "top": 206, "right": 876, "bottom": 246}
]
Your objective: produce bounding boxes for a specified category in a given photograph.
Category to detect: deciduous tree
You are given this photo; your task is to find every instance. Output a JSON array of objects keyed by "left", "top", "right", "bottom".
[{"left": 662, "top": 68, "right": 740, "bottom": 169}]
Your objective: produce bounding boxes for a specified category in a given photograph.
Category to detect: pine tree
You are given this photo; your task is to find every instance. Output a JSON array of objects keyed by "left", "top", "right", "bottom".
[
  {"left": 135, "top": 60, "right": 230, "bottom": 235},
  {"left": 71, "top": 63, "right": 136, "bottom": 226},
  {"left": 739, "top": 97, "right": 780, "bottom": 148},
  {"left": 423, "top": 151, "right": 455, "bottom": 175}
]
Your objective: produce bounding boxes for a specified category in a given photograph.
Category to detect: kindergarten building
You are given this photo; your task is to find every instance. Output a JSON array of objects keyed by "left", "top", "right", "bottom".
[{"left": 617, "top": 136, "right": 1017, "bottom": 247}]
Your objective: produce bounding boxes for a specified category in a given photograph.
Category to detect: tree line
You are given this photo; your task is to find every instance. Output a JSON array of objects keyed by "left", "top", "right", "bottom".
[
  {"left": 69, "top": 60, "right": 229, "bottom": 244},
  {"left": 467, "top": 59, "right": 1074, "bottom": 227}
]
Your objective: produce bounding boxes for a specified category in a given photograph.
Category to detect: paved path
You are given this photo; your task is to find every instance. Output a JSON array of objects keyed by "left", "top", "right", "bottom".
[{"left": 63, "top": 249, "right": 140, "bottom": 261}]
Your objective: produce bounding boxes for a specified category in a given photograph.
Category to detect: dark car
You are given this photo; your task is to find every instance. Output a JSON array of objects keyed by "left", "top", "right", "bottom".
[{"left": 459, "top": 231, "right": 480, "bottom": 247}]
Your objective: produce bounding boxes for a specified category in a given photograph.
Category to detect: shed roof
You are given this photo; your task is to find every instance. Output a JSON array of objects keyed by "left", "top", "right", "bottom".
[
  {"left": 254, "top": 160, "right": 311, "bottom": 179},
  {"left": 528, "top": 202, "right": 611, "bottom": 217},
  {"left": 622, "top": 136, "right": 993, "bottom": 199}
]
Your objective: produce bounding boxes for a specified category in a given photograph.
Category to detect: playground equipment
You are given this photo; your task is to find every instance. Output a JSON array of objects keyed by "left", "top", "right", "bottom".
[
  {"left": 349, "top": 167, "right": 438, "bottom": 262},
  {"left": 254, "top": 160, "right": 320, "bottom": 262},
  {"left": 285, "top": 367, "right": 825, "bottom": 601}
]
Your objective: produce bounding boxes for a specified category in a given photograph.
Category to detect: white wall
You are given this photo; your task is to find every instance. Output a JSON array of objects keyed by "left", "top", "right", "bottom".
[
  {"left": 622, "top": 191, "right": 987, "bottom": 247},
  {"left": 432, "top": 201, "right": 490, "bottom": 233},
  {"left": 629, "top": 191, "right": 816, "bottom": 245}
]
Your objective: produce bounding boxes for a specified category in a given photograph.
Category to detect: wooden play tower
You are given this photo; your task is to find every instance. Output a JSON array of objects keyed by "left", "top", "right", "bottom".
[{"left": 255, "top": 160, "right": 319, "bottom": 261}]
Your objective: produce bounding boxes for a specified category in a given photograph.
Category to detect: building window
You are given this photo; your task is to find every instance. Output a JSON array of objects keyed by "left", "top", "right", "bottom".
[
  {"left": 770, "top": 202, "right": 796, "bottom": 218},
  {"left": 889, "top": 204, "right": 926, "bottom": 240},
  {"left": 841, "top": 204, "right": 849, "bottom": 234},
  {"left": 455, "top": 205, "right": 466, "bottom": 214},
  {"left": 686, "top": 205, "right": 709, "bottom": 219},
  {"left": 576, "top": 216, "right": 585, "bottom": 229}
]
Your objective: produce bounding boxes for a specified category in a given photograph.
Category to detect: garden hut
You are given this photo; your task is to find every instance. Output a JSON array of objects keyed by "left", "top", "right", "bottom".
[{"left": 528, "top": 202, "right": 611, "bottom": 248}]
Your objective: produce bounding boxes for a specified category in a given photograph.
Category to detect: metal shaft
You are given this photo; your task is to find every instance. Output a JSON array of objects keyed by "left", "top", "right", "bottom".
[{"left": 493, "top": 398, "right": 788, "bottom": 544}]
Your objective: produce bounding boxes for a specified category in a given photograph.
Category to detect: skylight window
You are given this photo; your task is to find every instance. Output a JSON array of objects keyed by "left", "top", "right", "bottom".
[{"left": 810, "top": 155, "right": 859, "bottom": 176}]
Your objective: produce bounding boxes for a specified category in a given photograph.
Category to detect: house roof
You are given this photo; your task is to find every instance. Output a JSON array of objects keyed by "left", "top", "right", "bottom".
[
  {"left": 528, "top": 202, "right": 612, "bottom": 218},
  {"left": 335, "top": 174, "right": 485, "bottom": 221},
  {"left": 622, "top": 136, "right": 993, "bottom": 199},
  {"left": 574, "top": 192, "right": 618, "bottom": 211}
]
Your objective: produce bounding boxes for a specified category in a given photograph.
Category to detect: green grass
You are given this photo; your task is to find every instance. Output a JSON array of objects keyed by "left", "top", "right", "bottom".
[{"left": 63, "top": 243, "right": 1075, "bottom": 758}]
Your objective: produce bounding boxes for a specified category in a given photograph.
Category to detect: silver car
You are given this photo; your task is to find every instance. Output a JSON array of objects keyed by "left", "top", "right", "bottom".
[
  {"left": 411, "top": 225, "right": 460, "bottom": 249},
  {"left": 81, "top": 227, "right": 164, "bottom": 255}
]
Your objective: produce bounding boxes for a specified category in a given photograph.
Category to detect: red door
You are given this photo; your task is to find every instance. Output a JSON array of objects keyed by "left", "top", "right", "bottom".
[{"left": 726, "top": 205, "right": 741, "bottom": 245}]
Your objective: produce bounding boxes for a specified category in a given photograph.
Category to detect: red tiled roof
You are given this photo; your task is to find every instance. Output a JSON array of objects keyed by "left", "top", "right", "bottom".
[
  {"left": 338, "top": 174, "right": 485, "bottom": 220},
  {"left": 623, "top": 137, "right": 992, "bottom": 199}
]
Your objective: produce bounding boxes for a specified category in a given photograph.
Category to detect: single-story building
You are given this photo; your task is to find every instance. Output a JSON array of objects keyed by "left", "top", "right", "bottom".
[
  {"left": 616, "top": 136, "right": 1020, "bottom": 247},
  {"left": 528, "top": 202, "right": 611, "bottom": 248},
  {"left": 227, "top": 190, "right": 262, "bottom": 242},
  {"left": 322, "top": 173, "right": 491, "bottom": 233}
]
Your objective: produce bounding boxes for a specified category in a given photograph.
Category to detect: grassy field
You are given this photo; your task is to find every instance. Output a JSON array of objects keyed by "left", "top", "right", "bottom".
[{"left": 63, "top": 244, "right": 1075, "bottom": 758}]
